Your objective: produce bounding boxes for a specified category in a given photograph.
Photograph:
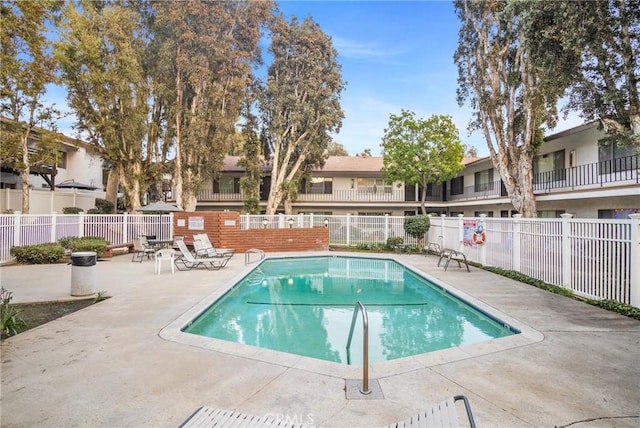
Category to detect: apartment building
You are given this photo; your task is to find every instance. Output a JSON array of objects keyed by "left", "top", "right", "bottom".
[
  {"left": 192, "top": 122, "right": 639, "bottom": 218},
  {"left": 0, "top": 119, "right": 105, "bottom": 213}
]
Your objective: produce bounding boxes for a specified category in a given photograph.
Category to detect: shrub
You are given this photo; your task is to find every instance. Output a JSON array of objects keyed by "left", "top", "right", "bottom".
[
  {"left": 385, "top": 236, "right": 404, "bottom": 250},
  {"left": 95, "top": 198, "right": 114, "bottom": 213},
  {"left": 404, "top": 215, "right": 431, "bottom": 247},
  {"left": 87, "top": 208, "right": 100, "bottom": 214},
  {"left": 58, "top": 236, "right": 108, "bottom": 257},
  {"left": 1, "top": 287, "right": 26, "bottom": 338},
  {"left": 62, "top": 207, "right": 83, "bottom": 214},
  {"left": 10, "top": 243, "right": 66, "bottom": 264}
]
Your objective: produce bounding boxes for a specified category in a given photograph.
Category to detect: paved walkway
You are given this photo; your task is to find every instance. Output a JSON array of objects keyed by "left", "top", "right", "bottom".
[{"left": 1, "top": 251, "right": 639, "bottom": 427}]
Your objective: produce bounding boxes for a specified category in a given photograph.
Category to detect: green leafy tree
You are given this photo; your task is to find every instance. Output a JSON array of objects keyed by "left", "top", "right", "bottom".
[
  {"left": 326, "top": 141, "right": 349, "bottom": 156},
  {"left": 150, "top": 1, "right": 273, "bottom": 212},
  {"left": 0, "top": 0, "right": 61, "bottom": 213},
  {"left": 238, "top": 105, "right": 263, "bottom": 214},
  {"left": 381, "top": 111, "right": 464, "bottom": 214},
  {"left": 454, "top": 0, "right": 565, "bottom": 217},
  {"left": 403, "top": 215, "right": 431, "bottom": 250},
  {"left": 260, "top": 15, "right": 345, "bottom": 215},
  {"left": 525, "top": 1, "right": 639, "bottom": 147},
  {"left": 55, "top": 0, "right": 149, "bottom": 212}
]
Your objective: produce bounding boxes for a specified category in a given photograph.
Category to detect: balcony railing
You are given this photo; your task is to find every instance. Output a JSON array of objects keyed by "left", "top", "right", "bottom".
[
  {"left": 533, "top": 155, "right": 638, "bottom": 193},
  {"left": 297, "top": 189, "right": 406, "bottom": 202},
  {"left": 193, "top": 155, "right": 637, "bottom": 203}
]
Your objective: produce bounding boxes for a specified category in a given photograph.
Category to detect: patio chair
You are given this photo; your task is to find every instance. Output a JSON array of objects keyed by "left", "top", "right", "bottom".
[
  {"left": 193, "top": 233, "right": 235, "bottom": 258},
  {"left": 174, "top": 239, "right": 230, "bottom": 271},
  {"left": 132, "top": 238, "right": 155, "bottom": 262},
  {"left": 154, "top": 248, "right": 175, "bottom": 275},
  {"left": 181, "top": 396, "right": 476, "bottom": 428},
  {"left": 387, "top": 395, "right": 476, "bottom": 428}
]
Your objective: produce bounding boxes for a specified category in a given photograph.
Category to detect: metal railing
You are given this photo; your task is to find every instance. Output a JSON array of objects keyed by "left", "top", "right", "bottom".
[{"left": 346, "top": 301, "right": 370, "bottom": 394}]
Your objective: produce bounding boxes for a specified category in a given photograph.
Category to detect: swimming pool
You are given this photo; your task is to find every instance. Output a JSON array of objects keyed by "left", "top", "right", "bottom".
[{"left": 182, "top": 256, "right": 517, "bottom": 365}]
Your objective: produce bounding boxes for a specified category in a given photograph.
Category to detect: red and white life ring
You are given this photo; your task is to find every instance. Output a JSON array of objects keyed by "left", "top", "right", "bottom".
[{"left": 472, "top": 231, "right": 486, "bottom": 245}]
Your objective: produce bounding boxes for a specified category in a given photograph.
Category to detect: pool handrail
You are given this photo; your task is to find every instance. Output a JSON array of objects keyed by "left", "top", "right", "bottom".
[{"left": 346, "top": 300, "right": 370, "bottom": 395}]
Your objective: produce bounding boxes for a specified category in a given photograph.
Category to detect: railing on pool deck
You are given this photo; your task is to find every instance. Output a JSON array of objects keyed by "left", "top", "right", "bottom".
[
  {"left": 346, "top": 301, "right": 370, "bottom": 395},
  {"left": 244, "top": 248, "right": 265, "bottom": 265}
]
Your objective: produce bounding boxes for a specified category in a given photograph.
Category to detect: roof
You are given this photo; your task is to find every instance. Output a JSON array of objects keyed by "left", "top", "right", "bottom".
[{"left": 223, "top": 155, "right": 477, "bottom": 174}]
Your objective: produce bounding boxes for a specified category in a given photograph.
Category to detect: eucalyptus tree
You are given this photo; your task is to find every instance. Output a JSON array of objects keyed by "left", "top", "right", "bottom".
[
  {"left": 0, "top": 0, "right": 61, "bottom": 213},
  {"left": 381, "top": 111, "right": 464, "bottom": 214},
  {"left": 260, "top": 16, "right": 345, "bottom": 215},
  {"left": 55, "top": 0, "right": 150, "bottom": 211},
  {"left": 149, "top": 0, "right": 273, "bottom": 211},
  {"left": 526, "top": 0, "right": 640, "bottom": 147},
  {"left": 454, "top": 0, "right": 566, "bottom": 217},
  {"left": 237, "top": 105, "right": 264, "bottom": 214}
]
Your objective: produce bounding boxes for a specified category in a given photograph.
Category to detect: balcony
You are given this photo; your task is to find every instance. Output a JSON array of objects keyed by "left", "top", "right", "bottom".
[{"left": 533, "top": 155, "right": 638, "bottom": 193}]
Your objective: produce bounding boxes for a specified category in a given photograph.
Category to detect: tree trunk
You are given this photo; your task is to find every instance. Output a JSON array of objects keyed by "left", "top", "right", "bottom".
[
  {"left": 105, "top": 169, "right": 119, "bottom": 213},
  {"left": 118, "top": 162, "right": 143, "bottom": 212},
  {"left": 20, "top": 133, "right": 30, "bottom": 214}
]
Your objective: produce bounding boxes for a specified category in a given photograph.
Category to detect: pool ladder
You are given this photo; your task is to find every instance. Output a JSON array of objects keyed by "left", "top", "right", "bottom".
[
  {"left": 244, "top": 248, "right": 265, "bottom": 265},
  {"left": 346, "top": 301, "right": 371, "bottom": 395}
]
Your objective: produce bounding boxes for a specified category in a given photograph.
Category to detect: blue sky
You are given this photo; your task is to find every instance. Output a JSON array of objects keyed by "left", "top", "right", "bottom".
[
  {"left": 276, "top": 0, "right": 583, "bottom": 157},
  {"left": 48, "top": 1, "right": 583, "bottom": 158}
]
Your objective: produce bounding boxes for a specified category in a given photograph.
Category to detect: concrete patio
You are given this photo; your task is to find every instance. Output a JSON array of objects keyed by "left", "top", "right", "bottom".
[{"left": 1, "top": 251, "right": 638, "bottom": 427}]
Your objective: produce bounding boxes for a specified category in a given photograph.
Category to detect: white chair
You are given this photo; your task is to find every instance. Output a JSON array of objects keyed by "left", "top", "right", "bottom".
[{"left": 155, "top": 248, "right": 175, "bottom": 275}]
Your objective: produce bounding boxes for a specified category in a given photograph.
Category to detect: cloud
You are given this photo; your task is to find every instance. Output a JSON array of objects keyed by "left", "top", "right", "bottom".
[{"left": 331, "top": 35, "right": 406, "bottom": 64}]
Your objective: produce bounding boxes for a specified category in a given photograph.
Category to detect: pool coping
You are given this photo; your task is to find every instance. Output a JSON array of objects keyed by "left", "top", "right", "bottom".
[{"left": 159, "top": 253, "right": 544, "bottom": 381}]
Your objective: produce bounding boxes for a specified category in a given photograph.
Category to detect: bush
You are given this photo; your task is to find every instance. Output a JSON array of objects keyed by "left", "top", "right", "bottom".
[
  {"left": 385, "top": 236, "right": 404, "bottom": 250},
  {"left": 1, "top": 287, "right": 26, "bottom": 338},
  {"left": 95, "top": 198, "right": 114, "bottom": 213},
  {"left": 404, "top": 215, "right": 431, "bottom": 247},
  {"left": 87, "top": 208, "right": 100, "bottom": 214},
  {"left": 58, "top": 236, "right": 108, "bottom": 257},
  {"left": 10, "top": 243, "right": 66, "bottom": 264},
  {"left": 62, "top": 207, "right": 83, "bottom": 214}
]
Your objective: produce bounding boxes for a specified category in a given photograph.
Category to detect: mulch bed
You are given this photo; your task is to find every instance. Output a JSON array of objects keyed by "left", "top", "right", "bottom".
[{"left": 4, "top": 299, "right": 97, "bottom": 338}]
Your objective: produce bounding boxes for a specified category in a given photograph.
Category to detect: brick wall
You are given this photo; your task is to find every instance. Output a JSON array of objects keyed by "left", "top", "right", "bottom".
[{"left": 173, "top": 211, "right": 328, "bottom": 252}]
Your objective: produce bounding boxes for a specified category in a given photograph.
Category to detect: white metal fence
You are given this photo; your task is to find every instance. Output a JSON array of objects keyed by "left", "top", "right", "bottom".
[{"left": 1, "top": 212, "right": 638, "bottom": 307}]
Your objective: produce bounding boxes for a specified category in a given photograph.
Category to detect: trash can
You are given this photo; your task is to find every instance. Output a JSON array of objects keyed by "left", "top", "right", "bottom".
[{"left": 70, "top": 251, "right": 97, "bottom": 296}]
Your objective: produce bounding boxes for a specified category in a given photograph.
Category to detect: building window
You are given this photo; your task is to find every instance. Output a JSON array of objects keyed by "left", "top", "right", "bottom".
[
  {"left": 598, "top": 209, "right": 639, "bottom": 219},
  {"left": 598, "top": 142, "right": 637, "bottom": 174},
  {"left": 57, "top": 151, "right": 67, "bottom": 169},
  {"left": 357, "top": 178, "right": 391, "bottom": 193},
  {"left": 474, "top": 211, "right": 494, "bottom": 217},
  {"left": 450, "top": 176, "right": 464, "bottom": 195},
  {"left": 214, "top": 177, "right": 240, "bottom": 193},
  {"left": 474, "top": 169, "right": 494, "bottom": 192},
  {"left": 534, "top": 150, "right": 565, "bottom": 182},
  {"left": 303, "top": 177, "right": 332, "bottom": 194},
  {"left": 538, "top": 210, "right": 565, "bottom": 218}
]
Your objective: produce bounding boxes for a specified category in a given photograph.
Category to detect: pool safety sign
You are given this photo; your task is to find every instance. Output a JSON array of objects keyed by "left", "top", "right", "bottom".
[{"left": 463, "top": 220, "right": 486, "bottom": 246}]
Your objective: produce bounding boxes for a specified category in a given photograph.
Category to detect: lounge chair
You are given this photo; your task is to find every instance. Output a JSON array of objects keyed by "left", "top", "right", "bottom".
[
  {"left": 174, "top": 239, "right": 230, "bottom": 271},
  {"left": 132, "top": 238, "right": 155, "bottom": 262},
  {"left": 192, "top": 233, "right": 235, "bottom": 258},
  {"left": 180, "top": 396, "right": 476, "bottom": 428}
]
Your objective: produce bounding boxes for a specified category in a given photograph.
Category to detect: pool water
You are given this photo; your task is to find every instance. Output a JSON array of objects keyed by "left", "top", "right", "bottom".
[{"left": 184, "top": 256, "right": 516, "bottom": 364}]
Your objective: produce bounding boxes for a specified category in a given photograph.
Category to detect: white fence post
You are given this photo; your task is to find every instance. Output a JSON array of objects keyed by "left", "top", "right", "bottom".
[
  {"left": 278, "top": 213, "right": 285, "bottom": 228},
  {"left": 560, "top": 213, "right": 574, "bottom": 289},
  {"left": 78, "top": 212, "right": 85, "bottom": 238},
  {"left": 384, "top": 214, "right": 389, "bottom": 242},
  {"left": 479, "top": 214, "right": 487, "bottom": 265},
  {"left": 439, "top": 214, "right": 446, "bottom": 249},
  {"left": 512, "top": 214, "right": 522, "bottom": 272},
  {"left": 13, "top": 211, "right": 21, "bottom": 246},
  {"left": 629, "top": 214, "right": 640, "bottom": 308},
  {"left": 123, "top": 213, "right": 129, "bottom": 243},
  {"left": 50, "top": 213, "right": 57, "bottom": 242},
  {"left": 457, "top": 214, "right": 464, "bottom": 251},
  {"left": 297, "top": 212, "right": 304, "bottom": 228},
  {"left": 308, "top": 212, "right": 314, "bottom": 228},
  {"left": 346, "top": 213, "right": 351, "bottom": 247}
]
